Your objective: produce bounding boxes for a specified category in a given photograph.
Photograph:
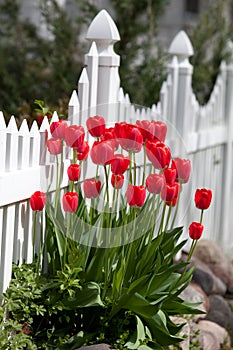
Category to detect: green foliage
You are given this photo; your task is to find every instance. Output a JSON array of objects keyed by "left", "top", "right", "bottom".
[
  {"left": 0, "top": 190, "right": 202, "bottom": 349},
  {"left": 188, "top": 0, "right": 233, "bottom": 104}
]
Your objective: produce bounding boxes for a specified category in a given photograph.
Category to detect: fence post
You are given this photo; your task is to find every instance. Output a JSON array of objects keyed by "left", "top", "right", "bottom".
[
  {"left": 168, "top": 31, "right": 194, "bottom": 156},
  {"left": 86, "top": 9, "right": 120, "bottom": 123},
  {"left": 221, "top": 41, "right": 233, "bottom": 252}
]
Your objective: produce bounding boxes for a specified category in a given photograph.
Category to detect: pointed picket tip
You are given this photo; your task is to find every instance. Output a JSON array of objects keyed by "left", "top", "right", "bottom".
[
  {"left": 86, "top": 9, "right": 120, "bottom": 42},
  {"left": 50, "top": 111, "right": 59, "bottom": 123},
  {"left": 168, "top": 30, "right": 194, "bottom": 58},
  {"left": 88, "top": 41, "right": 98, "bottom": 56},
  {"left": 79, "top": 68, "right": 89, "bottom": 84},
  {"left": 19, "top": 119, "right": 29, "bottom": 135},
  {"left": 0, "top": 111, "right": 6, "bottom": 129},
  {"left": 30, "top": 120, "right": 39, "bottom": 134},
  {"left": 69, "top": 90, "right": 80, "bottom": 107},
  {"left": 118, "top": 87, "right": 124, "bottom": 102},
  {"left": 7, "top": 116, "right": 18, "bottom": 131},
  {"left": 225, "top": 40, "right": 233, "bottom": 61},
  {"left": 125, "top": 93, "right": 131, "bottom": 104},
  {"left": 39, "top": 116, "right": 50, "bottom": 132}
]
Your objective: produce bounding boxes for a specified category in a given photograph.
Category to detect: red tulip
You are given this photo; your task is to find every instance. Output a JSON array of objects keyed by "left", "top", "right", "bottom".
[
  {"left": 146, "top": 174, "right": 164, "bottom": 194},
  {"left": 50, "top": 120, "right": 67, "bottom": 139},
  {"left": 67, "top": 164, "right": 81, "bottom": 182},
  {"left": 136, "top": 120, "right": 155, "bottom": 141},
  {"left": 114, "top": 122, "right": 143, "bottom": 153},
  {"left": 101, "top": 127, "right": 119, "bottom": 150},
  {"left": 166, "top": 196, "right": 178, "bottom": 207},
  {"left": 172, "top": 158, "right": 191, "bottom": 184},
  {"left": 126, "top": 185, "right": 146, "bottom": 207},
  {"left": 77, "top": 141, "right": 89, "bottom": 161},
  {"left": 64, "top": 125, "right": 85, "bottom": 149},
  {"left": 47, "top": 138, "right": 62, "bottom": 155},
  {"left": 62, "top": 192, "right": 78, "bottom": 213},
  {"left": 195, "top": 189, "right": 212, "bottom": 210},
  {"left": 151, "top": 121, "right": 167, "bottom": 142},
  {"left": 146, "top": 140, "right": 171, "bottom": 169},
  {"left": 163, "top": 168, "right": 177, "bottom": 185},
  {"left": 90, "top": 140, "right": 114, "bottom": 165},
  {"left": 86, "top": 115, "right": 106, "bottom": 137},
  {"left": 161, "top": 182, "right": 180, "bottom": 202},
  {"left": 110, "top": 154, "right": 130, "bottom": 175},
  {"left": 83, "top": 179, "right": 101, "bottom": 198},
  {"left": 189, "top": 222, "right": 204, "bottom": 240},
  {"left": 30, "top": 191, "right": 46, "bottom": 211},
  {"left": 111, "top": 174, "right": 124, "bottom": 189},
  {"left": 37, "top": 113, "right": 52, "bottom": 127}
]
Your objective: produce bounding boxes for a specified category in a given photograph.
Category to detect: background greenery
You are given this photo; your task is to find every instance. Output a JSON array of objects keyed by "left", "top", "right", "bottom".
[{"left": 0, "top": 0, "right": 232, "bottom": 121}]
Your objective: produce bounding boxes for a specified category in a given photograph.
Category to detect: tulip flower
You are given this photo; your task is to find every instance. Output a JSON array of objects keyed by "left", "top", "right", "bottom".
[
  {"left": 50, "top": 120, "right": 67, "bottom": 139},
  {"left": 111, "top": 174, "right": 124, "bottom": 189},
  {"left": 47, "top": 138, "right": 62, "bottom": 155},
  {"left": 77, "top": 141, "right": 89, "bottom": 161},
  {"left": 110, "top": 154, "right": 130, "bottom": 175},
  {"left": 146, "top": 140, "right": 171, "bottom": 169},
  {"left": 146, "top": 174, "right": 164, "bottom": 194},
  {"left": 64, "top": 125, "right": 85, "bottom": 149},
  {"left": 90, "top": 140, "right": 114, "bottom": 165},
  {"left": 114, "top": 122, "right": 143, "bottom": 153},
  {"left": 163, "top": 168, "right": 177, "bottom": 185},
  {"left": 30, "top": 191, "right": 47, "bottom": 211},
  {"left": 136, "top": 120, "right": 155, "bottom": 141},
  {"left": 67, "top": 164, "right": 81, "bottom": 182},
  {"left": 189, "top": 222, "right": 204, "bottom": 240},
  {"left": 161, "top": 182, "right": 180, "bottom": 202},
  {"left": 126, "top": 185, "right": 146, "bottom": 207},
  {"left": 172, "top": 158, "right": 191, "bottom": 184},
  {"left": 195, "top": 188, "right": 212, "bottom": 210},
  {"left": 101, "top": 127, "right": 119, "bottom": 150},
  {"left": 62, "top": 192, "right": 78, "bottom": 213},
  {"left": 83, "top": 179, "right": 101, "bottom": 198},
  {"left": 151, "top": 121, "right": 167, "bottom": 142},
  {"left": 86, "top": 115, "right": 106, "bottom": 137}
]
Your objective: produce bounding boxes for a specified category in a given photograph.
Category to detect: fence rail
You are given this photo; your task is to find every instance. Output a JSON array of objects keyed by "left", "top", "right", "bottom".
[{"left": 0, "top": 9, "right": 233, "bottom": 295}]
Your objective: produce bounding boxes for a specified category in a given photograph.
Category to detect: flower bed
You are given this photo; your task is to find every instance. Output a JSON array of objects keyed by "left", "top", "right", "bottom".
[{"left": 0, "top": 114, "right": 212, "bottom": 349}]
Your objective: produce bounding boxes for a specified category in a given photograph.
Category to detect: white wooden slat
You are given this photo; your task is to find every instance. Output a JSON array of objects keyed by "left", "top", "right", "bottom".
[
  {"left": 0, "top": 205, "right": 15, "bottom": 294},
  {"left": 0, "top": 112, "right": 6, "bottom": 172},
  {"left": 117, "top": 88, "right": 125, "bottom": 122},
  {"left": 78, "top": 67, "right": 89, "bottom": 124},
  {"left": 85, "top": 41, "right": 99, "bottom": 116},
  {"left": 29, "top": 120, "right": 40, "bottom": 167},
  {"left": 5, "top": 116, "right": 18, "bottom": 172},
  {"left": 18, "top": 119, "right": 30, "bottom": 170},
  {"left": 39, "top": 116, "right": 50, "bottom": 165},
  {"left": 68, "top": 90, "right": 80, "bottom": 125}
]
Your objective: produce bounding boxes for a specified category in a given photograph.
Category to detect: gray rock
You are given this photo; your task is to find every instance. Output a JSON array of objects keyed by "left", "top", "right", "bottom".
[
  {"left": 190, "top": 256, "right": 227, "bottom": 295},
  {"left": 180, "top": 282, "right": 208, "bottom": 321},
  {"left": 192, "top": 268, "right": 213, "bottom": 295},
  {"left": 193, "top": 239, "right": 233, "bottom": 281},
  {"left": 205, "top": 294, "right": 233, "bottom": 337},
  {"left": 197, "top": 320, "right": 230, "bottom": 350}
]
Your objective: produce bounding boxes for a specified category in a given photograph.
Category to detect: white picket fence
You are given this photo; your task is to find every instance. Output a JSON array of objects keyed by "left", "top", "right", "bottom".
[{"left": 0, "top": 9, "right": 233, "bottom": 295}]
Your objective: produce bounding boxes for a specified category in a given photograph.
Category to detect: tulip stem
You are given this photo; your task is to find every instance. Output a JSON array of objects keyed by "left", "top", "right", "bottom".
[
  {"left": 187, "top": 239, "right": 197, "bottom": 263},
  {"left": 37, "top": 211, "right": 44, "bottom": 274},
  {"left": 128, "top": 152, "right": 133, "bottom": 184},
  {"left": 64, "top": 213, "right": 71, "bottom": 270},
  {"left": 32, "top": 211, "right": 37, "bottom": 262},
  {"left": 104, "top": 165, "right": 109, "bottom": 203},
  {"left": 200, "top": 210, "right": 204, "bottom": 224},
  {"left": 159, "top": 201, "right": 167, "bottom": 234},
  {"left": 164, "top": 204, "right": 173, "bottom": 232},
  {"left": 133, "top": 153, "right": 137, "bottom": 185},
  {"left": 96, "top": 165, "right": 99, "bottom": 180},
  {"left": 54, "top": 155, "right": 59, "bottom": 215},
  {"left": 171, "top": 184, "right": 181, "bottom": 229},
  {"left": 142, "top": 144, "right": 146, "bottom": 185}
]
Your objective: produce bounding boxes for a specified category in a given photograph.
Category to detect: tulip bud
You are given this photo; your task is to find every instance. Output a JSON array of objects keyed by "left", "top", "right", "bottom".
[
  {"left": 30, "top": 191, "right": 46, "bottom": 211},
  {"left": 189, "top": 222, "right": 204, "bottom": 240},
  {"left": 195, "top": 188, "right": 212, "bottom": 210},
  {"left": 62, "top": 192, "right": 78, "bottom": 213}
]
